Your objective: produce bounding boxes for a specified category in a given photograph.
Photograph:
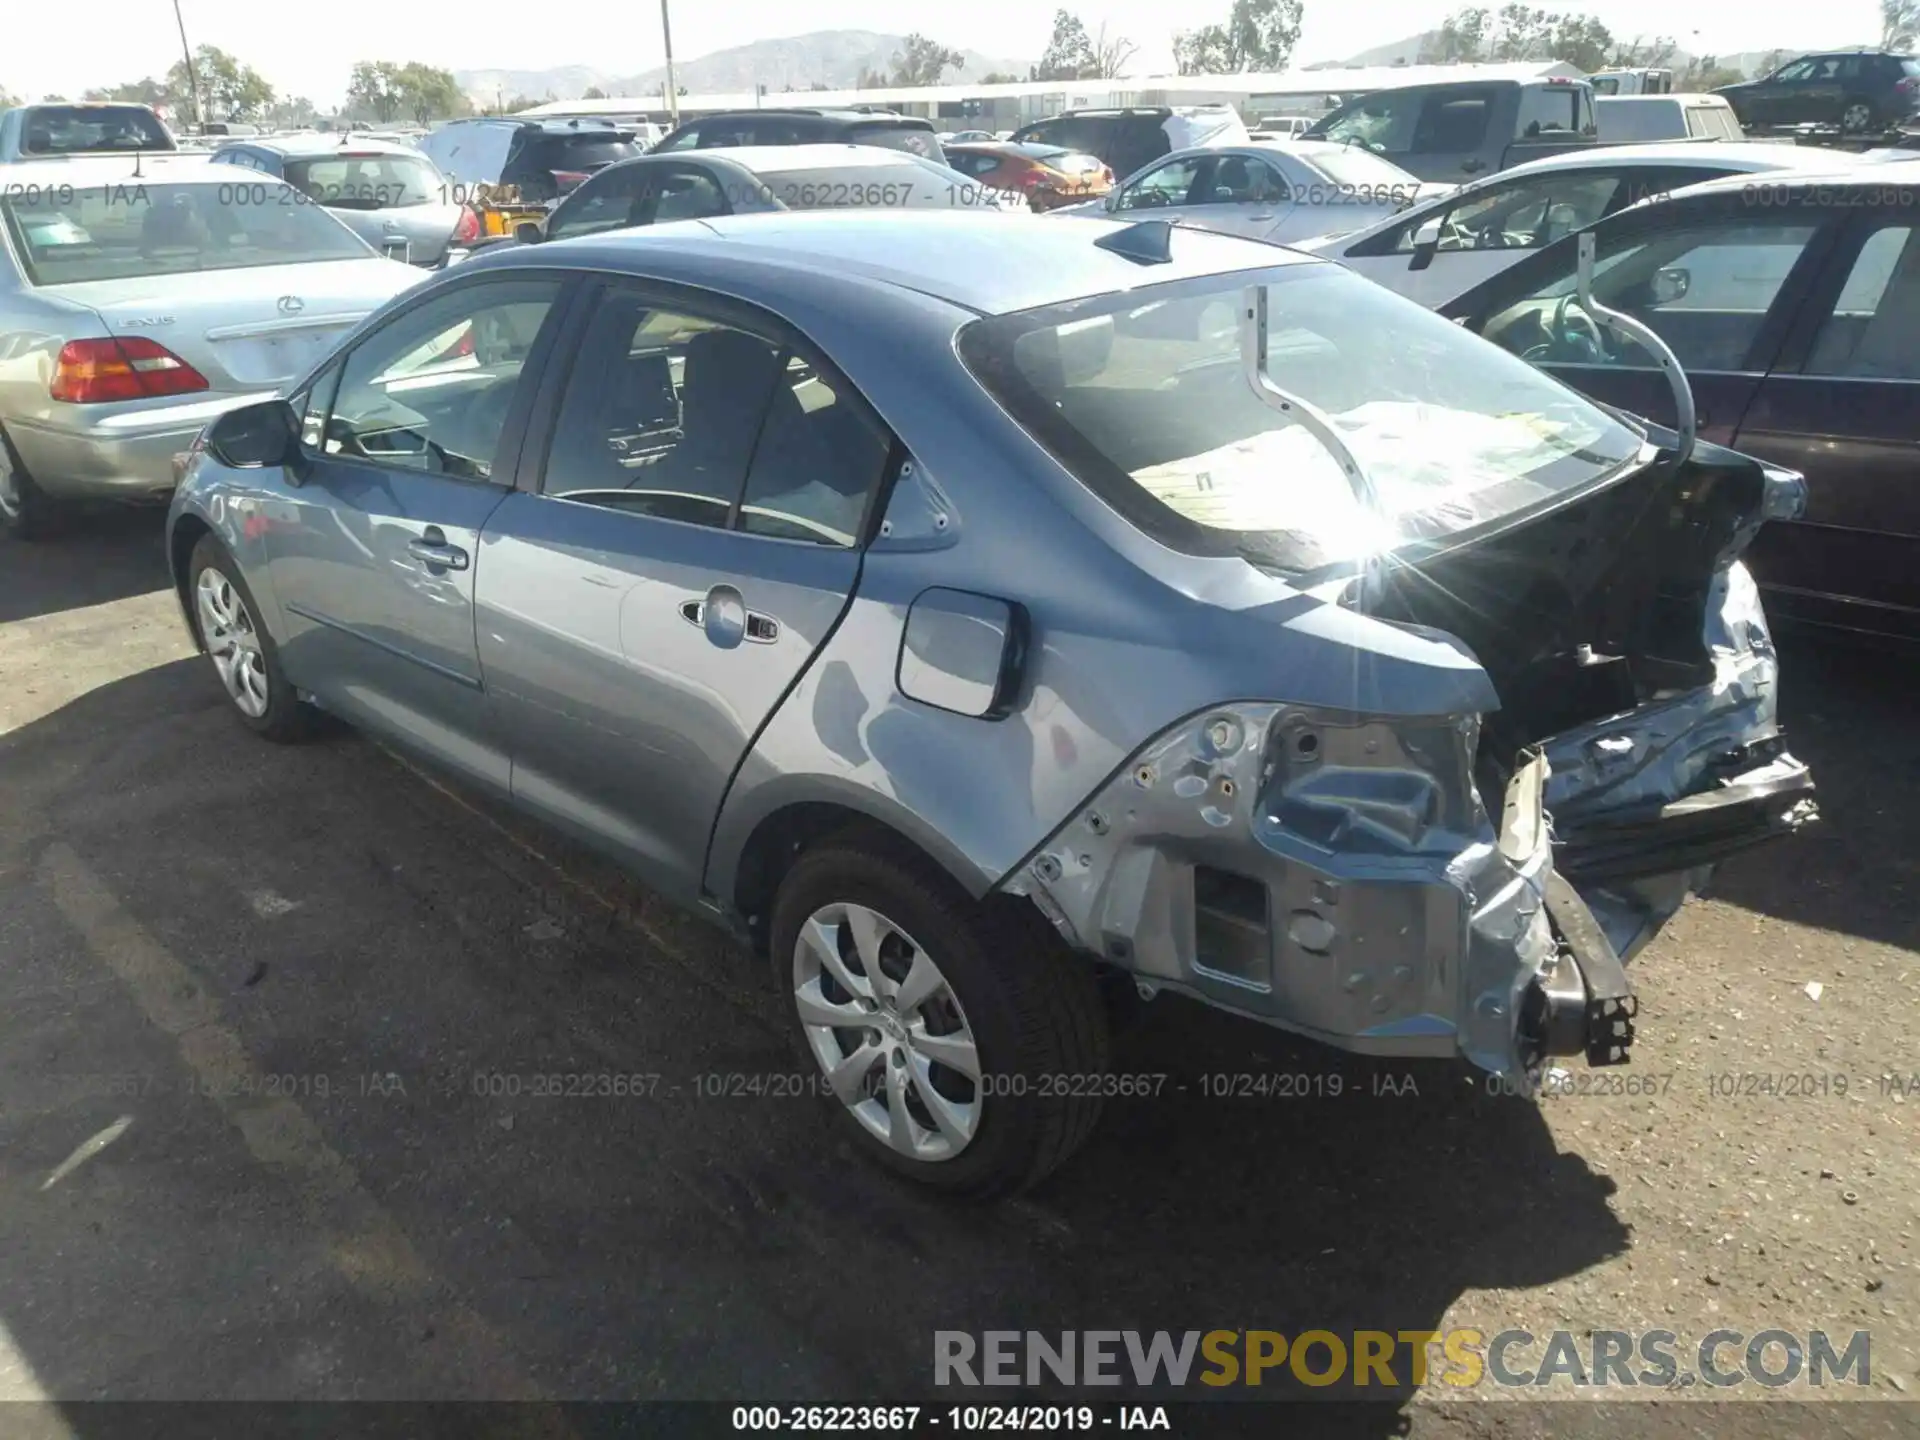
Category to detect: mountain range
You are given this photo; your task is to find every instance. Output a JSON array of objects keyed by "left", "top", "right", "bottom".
[{"left": 455, "top": 31, "right": 1030, "bottom": 105}]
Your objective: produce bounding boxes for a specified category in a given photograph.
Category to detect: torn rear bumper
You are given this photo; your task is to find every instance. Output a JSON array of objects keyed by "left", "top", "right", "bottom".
[{"left": 1004, "top": 563, "right": 1813, "bottom": 1080}]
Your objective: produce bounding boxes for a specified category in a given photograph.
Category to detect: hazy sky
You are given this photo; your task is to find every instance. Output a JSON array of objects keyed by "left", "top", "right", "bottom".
[{"left": 1, "top": 0, "right": 1887, "bottom": 107}]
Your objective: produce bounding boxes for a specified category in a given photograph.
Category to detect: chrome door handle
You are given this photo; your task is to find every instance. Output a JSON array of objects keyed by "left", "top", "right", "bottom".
[
  {"left": 681, "top": 593, "right": 778, "bottom": 645},
  {"left": 407, "top": 534, "right": 468, "bottom": 570}
]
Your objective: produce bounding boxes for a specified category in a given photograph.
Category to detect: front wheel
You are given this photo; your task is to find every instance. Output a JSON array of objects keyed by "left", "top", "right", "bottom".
[
  {"left": 1841, "top": 99, "right": 1877, "bottom": 134},
  {"left": 770, "top": 838, "right": 1111, "bottom": 1197},
  {"left": 188, "top": 534, "right": 319, "bottom": 742}
]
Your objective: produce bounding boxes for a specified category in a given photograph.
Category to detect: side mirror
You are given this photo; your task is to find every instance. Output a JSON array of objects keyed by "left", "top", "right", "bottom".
[
  {"left": 1103, "top": 190, "right": 1120, "bottom": 213},
  {"left": 514, "top": 220, "right": 543, "bottom": 243},
  {"left": 1408, "top": 216, "right": 1444, "bottom": 271},
  {"left": 1651, "top": 266, "right": 1691, "bottom": 304},
  {"left": 204, "top": 399, "right": 299, "bottom": 470},
  {"left": 896, "top": 587, "right": 1028, "bottom": 719}
]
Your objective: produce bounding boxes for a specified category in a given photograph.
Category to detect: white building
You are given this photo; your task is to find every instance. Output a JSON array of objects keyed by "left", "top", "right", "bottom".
[{"left": 514, "top": 61, "right": 1582, "bottom": 131}]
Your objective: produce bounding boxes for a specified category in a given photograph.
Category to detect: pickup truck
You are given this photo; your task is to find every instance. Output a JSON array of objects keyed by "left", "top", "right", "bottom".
[
  {"left": 1303, "top": 75, "right": 1598, "bottom": 182},
  {"left": 0, "top": 102, "right": 178, "bottom": 163}
]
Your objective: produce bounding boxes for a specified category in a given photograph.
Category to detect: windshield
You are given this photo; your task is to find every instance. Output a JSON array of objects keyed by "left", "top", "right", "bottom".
[
  {"left": 849, "top": 124, "right": 946, "bottom": 164},
  {"left": 1302, "top": 145, "right": 1419, "bottom": 188},
  {"left": 19, "top": 105, "right": 174, "bottom": 154},
  {"left": 0, "top": 181, "right": 374, "bottom": 284},
  {"left": 283, "top": 153, "right": 441, "bottom": 209},
  {"left": 957, "top": 264, "right": 1645, "bottom": 574}
]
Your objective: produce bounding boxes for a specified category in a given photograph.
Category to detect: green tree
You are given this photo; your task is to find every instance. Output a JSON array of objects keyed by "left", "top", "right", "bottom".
[
  {"left": 1608, "top": 34, "right": 1678, "bottom": 68},
  {"left": 1418, "top": 5, "right": 1613, "bottom": 72},
  {"left": 888, "top": 34, "right": 965, "bottom": 86},
  {"left": 84, "top": 77, "right": 169, "bottom": 105},
  {"left": 581, "top": 84, "right": 607, "bottom": 99},
  {"left": 1749, "top": 48, "right": 1788, "bottom": 79},
  {"left": 980, "top": 70, "right": 1022, "bottom": 84},
  {"left": 1883, "top": 0, "right": 1920, "bottom": 49},
  {"left": 1680, "top": 55, "right": 1745, "bottom": 89},
  {"left": 347, "top": 60, "right": 404, "bottom": 123},
  {"left": 1174, "top": 0, "right": 1303, "bottom": 74},
  {"left": 394, "top": 62, "right": 464, "bottom": 125},
  {"left": 1090, "top": 25, "right": 1139, "bottom": 78},
  {"left": 1033, "top": 10, "right": 1096, "bottom": 79},
  {"left": 167, "top": 46, "right": 274, "bottom": 121},
  {"left": 268, "top": 95, "right": 320, "bottom": 128}
]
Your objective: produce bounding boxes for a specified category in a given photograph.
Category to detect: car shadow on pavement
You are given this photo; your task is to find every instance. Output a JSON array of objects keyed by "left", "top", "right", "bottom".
[
  {"left": 1700, "top": 636, "right": 1920, "bottom": 952},
  {"left": 0, "top": 657, "right": 1628, "bottom": 1427},
  {"left": 0, "top": 508, "right": 172, "bottom": 625}
]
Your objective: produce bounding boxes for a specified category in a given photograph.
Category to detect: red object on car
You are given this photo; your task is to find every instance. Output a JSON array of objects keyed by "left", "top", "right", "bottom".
[{"left": 50, "top": 337, "right": 210, "bottom": 404}]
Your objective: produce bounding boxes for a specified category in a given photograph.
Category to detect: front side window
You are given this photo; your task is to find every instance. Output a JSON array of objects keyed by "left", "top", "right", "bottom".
[
  {"left": 1315, "top": 91, "right": 1424, "bottom": 153},
  {"left": 0, "top": 180, "right": 372, "bottom": 285},
  {"left": 543, "top": 290, "right": 890, "bottom": 545},
  {"left": 1413, "top": 91, "right": 1495, "bottom": 152},
  {"left": 1478, "top": 220, "right": 1821, "bottom": 372},
  {"left": 1195, "top": 155, "right": 1287, "bottom": 205},
  {"left": 1805, "top": 223, "right": 1920, "bottom": 378},
  {"left": 547, "top": 168, "right": 649, "bottom": 240},
  {"left": 1774, "top": 60, "right": 1817, "bottom": 82},
  {"left": 959, "top": 263, "right": 1645, "bottom": 575},
  {"left": 323, "top": 279, "right": 561, "bottom": 481},
  {"left": 1418, "top": 173, "right": 1620, "bottom": 253},
  {"left": 1116, "top": 157, "right": 1204, "bottom": 210}
]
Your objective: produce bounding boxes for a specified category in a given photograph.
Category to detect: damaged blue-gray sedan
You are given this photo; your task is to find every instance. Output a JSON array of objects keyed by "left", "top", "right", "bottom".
[{"left": 164, "top": 209, "right": 1815, "bottom": 1196}]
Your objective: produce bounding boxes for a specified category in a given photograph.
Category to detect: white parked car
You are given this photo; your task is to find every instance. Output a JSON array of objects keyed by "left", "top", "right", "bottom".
[
  {"left": 1047, "top": 141, "right": 1447, "bottom": 246},
  {"left": 1595, "top": 94, "right": 1744, "bottom": 144},
  {"left": 1294, "top": 141, "right": 1861, "bottom": 307}
]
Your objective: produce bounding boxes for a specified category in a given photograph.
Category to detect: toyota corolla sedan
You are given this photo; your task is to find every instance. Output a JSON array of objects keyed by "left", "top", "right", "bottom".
[
  {"left": 166, "top": 210, "right": 1815, "bottom": 1195},
  {"left": 0, "top": 159, "right": 427, "bottom": 539}
]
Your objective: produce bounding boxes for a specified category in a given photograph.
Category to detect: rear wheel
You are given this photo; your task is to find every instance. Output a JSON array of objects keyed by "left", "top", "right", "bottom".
[
  {"left": 188, "top": 534, "right": 318, "bottom": 742},
  {"left": 770, "top": 837, "right": 1110, "bottom": 1198},
  {"left": 0, "top": 429, "right": 62, "bottom": 541}
]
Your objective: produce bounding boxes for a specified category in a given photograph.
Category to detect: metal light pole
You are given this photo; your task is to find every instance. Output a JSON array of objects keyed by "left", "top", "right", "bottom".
[
  {"left": 171, "top": 0, "right": 204, "bottom": 128},
  {"left": 660, "top": 0, "right": 680, "bottom": 127}
]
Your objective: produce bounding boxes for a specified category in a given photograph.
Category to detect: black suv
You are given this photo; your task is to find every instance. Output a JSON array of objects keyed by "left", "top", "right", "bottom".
[
  {"left": 417, "top": 118, "right": 647, "bottom": 204},
  {"left": 651, "top": 109, "right": 944, "bottom": 164},
  {"left": 1716, "top": 50, "right": 1920, "bottom": 134},
  {"left": 1009, "top": 107, "right": 1238, "bottom": 184}
]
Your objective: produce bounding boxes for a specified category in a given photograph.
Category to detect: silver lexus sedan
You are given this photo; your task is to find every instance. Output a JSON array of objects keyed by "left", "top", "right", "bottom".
[
  {"left": 165, "top": 210, "right": 1815, "bottom": 1195},
  {"left": 0, "top": 158, "right": 426, "bottom": 539}
]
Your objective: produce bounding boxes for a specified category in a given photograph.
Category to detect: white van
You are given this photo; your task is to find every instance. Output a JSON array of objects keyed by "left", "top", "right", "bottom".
[{"left": 1596, "top": 94, "right": 1744, "bottom": 143}]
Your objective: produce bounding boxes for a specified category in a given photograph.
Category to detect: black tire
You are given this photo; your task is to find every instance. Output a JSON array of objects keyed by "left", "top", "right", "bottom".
[
  {"left": 187, "top": 533, "right": 319, "bottom": 743},
  {"left": 1840, "top": 98, "right": 1878, "bottom": 134},
  {"left": 769, "top": 835, "right": 1110, "bottom": 1198},
  {"left": 0, "top": 427, "right": 63, "bottom": 541}
]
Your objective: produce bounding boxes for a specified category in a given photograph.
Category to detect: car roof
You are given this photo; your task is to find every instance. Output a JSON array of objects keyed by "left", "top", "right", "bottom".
[
  {"left": 528, "top": 208, "right": 1318, "bottom": 316},
  {"left": 673, "top": 144, "right": 941, "bottom": 172},
  {"left": 1498, "top": 140, "right": 1851, "bottom": 177},
  {"left": 1659, "top": 166, "right": 1909, "bottom": 201},
  {"left": 228, "top": 134, "right": 421, "bottom": 158},
  {"left": 0, "top": 155, "right": 226, "bottom": 186}
]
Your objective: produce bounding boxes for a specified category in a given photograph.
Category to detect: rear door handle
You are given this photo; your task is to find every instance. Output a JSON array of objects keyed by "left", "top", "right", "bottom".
[{"left": 407, "top": 528, "right": 469, "bottom": 571}]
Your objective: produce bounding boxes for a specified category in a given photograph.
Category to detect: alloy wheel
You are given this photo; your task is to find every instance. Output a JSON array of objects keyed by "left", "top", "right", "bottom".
[
  {"left": 1842, "top": 102, "right": 1873, "bottom": 132},
  {"left": 792, "top": 901, "right": 983, "bottom": 1161},
  {"left": 195, "top": 567, "right": 271, "bottom": 718}
]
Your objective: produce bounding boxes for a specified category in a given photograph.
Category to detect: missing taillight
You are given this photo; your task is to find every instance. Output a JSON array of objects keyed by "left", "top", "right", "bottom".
[
  {"left": 452, "top": 204, "right": 482, "bottom": 244},
  {"left": 50, "top": 337, "right": 210, "bottom": 404}
]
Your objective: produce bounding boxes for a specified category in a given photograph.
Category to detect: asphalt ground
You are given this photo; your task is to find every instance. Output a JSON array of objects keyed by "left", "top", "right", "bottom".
[{"left": 0, "top": 509, "right": 1914, "bottom": 1439}]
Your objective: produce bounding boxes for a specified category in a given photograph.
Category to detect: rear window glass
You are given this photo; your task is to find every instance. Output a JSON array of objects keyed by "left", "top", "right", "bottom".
[
  {"left": 283, "top": 153, "right": 441, "bottom": 209},
  {"left": 18, "top": 105, "right": 173, "bottom": 155},
  {"left": 848, "top": 124, "right": 945, "bottom": 164},
  {"left": 0, "top": 181, "right": 373, "bottom": 285},
  {"left": 526, "top": 135, "right": 644, "bottom": 171},
  {"left": 959, "top": 264, "right": 1644, "bottom": 575},
  {"left": 1517, "top": 87, "right": 1582, "bottom": 136}
]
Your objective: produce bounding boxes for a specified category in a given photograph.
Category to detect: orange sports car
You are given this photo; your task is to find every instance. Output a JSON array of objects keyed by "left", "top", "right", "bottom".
[{"left": 942, "top": 141, "right": 1113, "bottom": 212}]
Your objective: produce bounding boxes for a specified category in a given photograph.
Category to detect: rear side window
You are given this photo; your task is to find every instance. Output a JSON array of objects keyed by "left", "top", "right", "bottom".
[
  {"left": 1416, "top": 93, "right": 1494, "bottom": 151},
  {"left": 18, "top": 105, "right": 172, "bottom": 155}
]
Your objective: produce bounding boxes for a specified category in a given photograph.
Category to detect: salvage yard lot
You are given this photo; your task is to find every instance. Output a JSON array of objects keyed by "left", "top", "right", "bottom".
[{"left": 1, "top": 513, "right": 1916, "bottom": 1433}]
